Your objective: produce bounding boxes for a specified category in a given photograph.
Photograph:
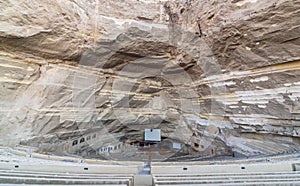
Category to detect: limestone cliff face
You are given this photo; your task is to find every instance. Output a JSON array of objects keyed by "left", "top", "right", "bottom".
[{"left": 0, "top": 0, "right": 299, "bottom": 161}]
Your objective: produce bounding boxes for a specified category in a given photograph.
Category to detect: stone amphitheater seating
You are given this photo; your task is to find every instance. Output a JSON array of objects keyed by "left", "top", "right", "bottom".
[
  {"left": 0, "top": 170, "right": 133, "bottom": 185},
  {"left": 0, "top": 146, "right": 299, "bottom": 186},
  {"left": 151, "top": 160, "right": 300, "bottom": 185},
  {"left": 245, "top": 141, "right": 299, "bottom": 155},
  {"left": 153, "top": 172, "right": 300, "bottom": 185}
]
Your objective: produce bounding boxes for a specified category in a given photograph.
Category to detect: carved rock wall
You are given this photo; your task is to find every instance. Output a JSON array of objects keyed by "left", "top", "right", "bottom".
[{"left": 0, "top": 0, "right": 299, "bottom": 160}]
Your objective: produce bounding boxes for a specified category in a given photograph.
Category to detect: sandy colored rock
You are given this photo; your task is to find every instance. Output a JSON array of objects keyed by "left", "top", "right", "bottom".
[{"left": 0, "top": 0, "right": 299, "bottom": 161}]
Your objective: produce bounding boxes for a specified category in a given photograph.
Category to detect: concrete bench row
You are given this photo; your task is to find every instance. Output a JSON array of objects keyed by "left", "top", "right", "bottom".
[
  {"left": 0, "top": 185, "right": 127, "bottom": 186},
  {"left": 153, "top": 172, "right": 300, "bottom": 186},
  {"left": 151, "top": 153, "right": 300, "bottom": 166},
  {"left": 151, "top": 161, "right": 298, "bottom": 174},
  {"left": 0, "top": 170, "right": 133, "bottom": 186},
  {"left": 0, "top": 162, "right": 140, "bottom": 175},
  {"left": 0, "top": 170, "right": 133, "bottom": 179}
]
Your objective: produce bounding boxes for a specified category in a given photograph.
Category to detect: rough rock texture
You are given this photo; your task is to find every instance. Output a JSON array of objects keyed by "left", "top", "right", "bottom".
[{"left": 0, "top": 0, "right": 299, "bottom": 161}]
